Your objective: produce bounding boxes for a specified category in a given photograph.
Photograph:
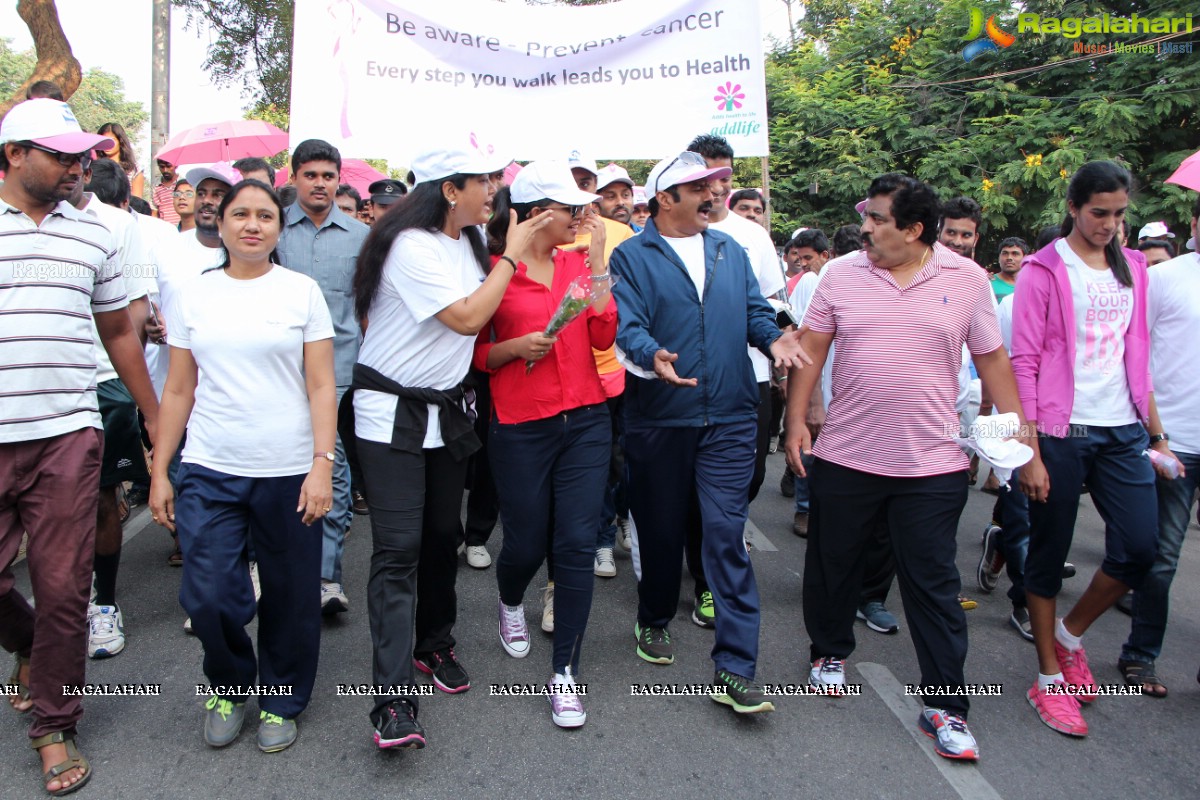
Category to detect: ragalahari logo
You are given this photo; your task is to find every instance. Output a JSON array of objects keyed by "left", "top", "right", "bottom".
[
  {"left": 962, "top": 8, "right": 1016, "bottom": 61},
  {"left": 714, "top": 82, "right": 745, "bottom": 111}
]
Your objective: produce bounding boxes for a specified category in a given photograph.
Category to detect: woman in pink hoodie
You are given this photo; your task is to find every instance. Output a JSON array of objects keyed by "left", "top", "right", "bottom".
[{"left": 1011, "top": 161, "right": 1180, "bottom": 738}]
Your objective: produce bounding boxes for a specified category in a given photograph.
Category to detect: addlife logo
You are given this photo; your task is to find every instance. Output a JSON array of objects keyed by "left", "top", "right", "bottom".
[{"left": 961, "top": 8, "right": 1016, "bottom": 62}]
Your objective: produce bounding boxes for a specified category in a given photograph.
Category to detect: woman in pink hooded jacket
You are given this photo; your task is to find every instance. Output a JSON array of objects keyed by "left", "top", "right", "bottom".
[{"left": 1011, "top": 160, "right": 1181, "bottom": 738}]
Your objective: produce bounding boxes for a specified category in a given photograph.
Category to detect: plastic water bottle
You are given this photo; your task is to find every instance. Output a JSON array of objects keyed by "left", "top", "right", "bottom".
[{"left": 1144, "top": 449, "right": 1183, "bottom": 479}]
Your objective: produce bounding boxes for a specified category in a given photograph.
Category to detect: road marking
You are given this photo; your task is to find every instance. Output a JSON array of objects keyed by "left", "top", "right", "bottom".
[
  {"left": 744, "top": 519, "right": 777, "bottom": 551},
  {"left": 858, "top": 662, "right": 1004, "bottom": 800}
]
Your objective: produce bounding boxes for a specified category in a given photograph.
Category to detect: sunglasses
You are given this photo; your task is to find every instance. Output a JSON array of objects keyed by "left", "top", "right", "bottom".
[
  {"left": 653, "top": 151, "right": 707, "bottom": 194},
  {"left": 544, "top": 204, "right": 585, "bottom": 217},
  {"left": 24, "top": 142, "right": 91, "bottom": 168}
]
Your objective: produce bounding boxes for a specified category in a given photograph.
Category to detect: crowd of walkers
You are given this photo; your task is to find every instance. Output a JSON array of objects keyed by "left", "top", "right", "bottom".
[{"left": 1, "top": 90, "right": 1197, "bottom": 795}]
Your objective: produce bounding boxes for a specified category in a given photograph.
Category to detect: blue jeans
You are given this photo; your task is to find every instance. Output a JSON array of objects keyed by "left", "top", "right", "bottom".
[
  {"left": 321, "top": 385, "right": 353, "bottom": 584},
  {"left": 1120, "top": 450, "right": 1200, "bottom": 665},
  {"left": 597, "top": 394, "right": 626, "bottom": 550},
  {"left": 997, "top": 467, "right": 1030, "bottom": 609},
  {"left": 491, "top": 404, "right": 611, "bottom": 674},
  {"left": 793, "top": 452, "right": 815, "bottom": 514},
  {"left": 1027, "top": 423, "right": 1158, "bottom": 598}
]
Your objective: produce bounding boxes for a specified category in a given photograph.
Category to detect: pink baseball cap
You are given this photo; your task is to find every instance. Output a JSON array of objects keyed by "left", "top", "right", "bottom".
[
  {"left": 0, "top": 99, "right": 115, "bottom": 155},
  {"left": 186, "top": 162, "right": 243, "bottom": 188}
]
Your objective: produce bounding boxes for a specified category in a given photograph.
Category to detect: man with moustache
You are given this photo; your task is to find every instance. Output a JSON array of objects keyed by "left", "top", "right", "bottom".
[
  {"left": 611, "top": 150, "right": 809, "bottom": 714},
  {"left": 595, "top": 163, "right": 635, "bottom": 229},
  {"left": 152, "top": 157, "right": 180, "bottom": 224},
  {"left": 991, "top": 237, "right": 1028, "bottom": 300},
  {"left": 0, "top": 98, "right": 158, "bottom": 795},
  {"left": 938, "top": 197, "right": 982, "bottom": 261},
  {"left": 275, "top": 139, "right": 370, "bottom": 615}
]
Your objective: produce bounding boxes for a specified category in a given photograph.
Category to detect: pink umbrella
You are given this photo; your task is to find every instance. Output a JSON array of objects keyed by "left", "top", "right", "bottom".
[
  {"left": 1165, "top": 150, "right": 1200, "bottom": 192},
  {"left": 273, "top": 159, "right": 388, "bottom": 196},
  {"left": 157, "top": 119, "right": 289, "bottom": 165}
]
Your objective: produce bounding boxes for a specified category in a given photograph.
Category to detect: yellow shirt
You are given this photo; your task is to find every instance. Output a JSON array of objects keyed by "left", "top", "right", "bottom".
[{"left": 568, "top": 217, "right": 633, "bottom": 378}]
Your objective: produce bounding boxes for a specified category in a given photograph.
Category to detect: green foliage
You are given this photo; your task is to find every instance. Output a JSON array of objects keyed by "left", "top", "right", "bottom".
[
  {"left": 767, "top": 0, "right": 1200, "bottom": 257},
  {"left": 0, "top": 38, "right": 147, "bottom": 139}
]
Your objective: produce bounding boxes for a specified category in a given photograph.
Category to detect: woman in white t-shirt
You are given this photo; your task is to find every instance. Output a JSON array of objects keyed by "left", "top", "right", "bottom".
[
  {"left": 149, "top": 180, "right": 337, "bottom": 753},
  {"left": 344, "top": 143, "right": 545, "bottom": 750},
  {"left": 1012, "top": 161, "right": 1182, "bottom": 738}
]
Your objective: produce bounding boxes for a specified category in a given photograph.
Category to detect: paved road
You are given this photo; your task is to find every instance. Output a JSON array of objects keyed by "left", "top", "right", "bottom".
[{"left": 3, "top": 450, "right": 1197, "bottom": 799}]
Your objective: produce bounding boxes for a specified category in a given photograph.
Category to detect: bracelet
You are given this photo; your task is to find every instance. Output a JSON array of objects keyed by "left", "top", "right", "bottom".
[
  {"left": 498, "top": 255, "right": 518, "bottom": 272},
  {"left": 589, "top": 272, "right": 611, "bottom": 281}
]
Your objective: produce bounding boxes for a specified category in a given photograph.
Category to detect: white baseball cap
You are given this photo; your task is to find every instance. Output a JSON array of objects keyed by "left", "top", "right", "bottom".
[
  {"left": 566, "top": 149, "right": 597, "bottom": 176},
  {"left": 186, "top": 162, "right": 243, "bottom": 189},
  {"left": 1137, "top": 221, "right": 1175, "bottom": 240},
  {"left": 595, "top": 163, "right": 634, "bottom": 191},
  {"left": 645, "top": 151, "right": 732, "bottom": 195},
  {"left": 632, "top": 186, "right": 649, "bottom": 207},
  {"left": 410, "top": 136, "right": 511, "bottom": 185},
  {"left": 510, "top": 161, "right": 600, "bottom": 206},
  {"left": 0, "top": 99, "right": 115, "bottom": 154}
]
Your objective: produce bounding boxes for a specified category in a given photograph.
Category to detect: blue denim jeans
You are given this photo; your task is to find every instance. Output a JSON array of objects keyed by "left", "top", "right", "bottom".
[
  {"left": 321, "top": 385, "right": 353, "bottom": 584},
  {"left": 1119, "top": 449, "right": 1200, "bottom": 665},
  {"left": 997, "top": 467, "right": 1030, "bottom": 609},
  {"left": 793, "top": 452, "right": 816, "bottom": 514}
]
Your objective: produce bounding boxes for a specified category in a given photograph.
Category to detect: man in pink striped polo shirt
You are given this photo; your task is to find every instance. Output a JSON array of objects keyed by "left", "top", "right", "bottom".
[{"left": 783, "top": 173, "right": 1028, "bottom": 762}]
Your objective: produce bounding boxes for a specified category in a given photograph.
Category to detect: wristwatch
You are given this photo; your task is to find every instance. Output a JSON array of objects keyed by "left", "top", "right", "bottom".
[
  {"left": 314, "top": 451, "right": 335, "bottom": 462},
  {"left": 1148, "top": 433, "right": 1169, "bottom": 445}
]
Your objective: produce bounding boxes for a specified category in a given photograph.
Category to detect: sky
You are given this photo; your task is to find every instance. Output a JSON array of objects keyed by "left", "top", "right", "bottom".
[{"left": 2, "top": 0, "right": 793, "bottom": 174}]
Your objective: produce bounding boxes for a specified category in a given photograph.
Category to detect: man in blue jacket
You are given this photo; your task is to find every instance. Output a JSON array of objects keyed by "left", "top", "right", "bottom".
[{"left": 611, "top": 151, "right": 809, "bottom": 715}]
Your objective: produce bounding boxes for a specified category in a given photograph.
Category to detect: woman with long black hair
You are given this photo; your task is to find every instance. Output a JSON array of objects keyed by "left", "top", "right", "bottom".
[
  {"left": 480, "top": 162, "right": 614, "bottom": 728},
  {"left": 95, "top": 122, "right": 144, "bottom": 198},
  {"left": 1013, "top": 160, "right": 1180, "bottom": 737},
  {"left": 345, "top": 144, "right": 545, "bottom": 749}
]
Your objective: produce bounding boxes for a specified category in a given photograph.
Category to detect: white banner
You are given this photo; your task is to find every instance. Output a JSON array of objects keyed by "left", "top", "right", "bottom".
[{"left": 289, "top": 0, "right": 768, "bottom": 166}]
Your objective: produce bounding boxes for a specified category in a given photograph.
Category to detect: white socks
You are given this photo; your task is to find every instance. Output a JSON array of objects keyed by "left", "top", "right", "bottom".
[
  {"left": 1038, "top": 672, "right": 1064, "bottom": 691},
  {"left": 1055, "top": 617, "right": 1083, "bottom": 652}
]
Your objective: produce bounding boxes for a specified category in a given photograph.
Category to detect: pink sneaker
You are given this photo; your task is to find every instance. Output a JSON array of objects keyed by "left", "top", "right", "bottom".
[
  {"left": 1054, "top": 639, "right": 1097, "bottom": 703},
  {"left": 498, "top": 598, "right": 530, "bottom": 658},
  {"left": 1027, "top": 681, "right": 1088, "bottom": 737},
  {"left": 547, "top": 668, "right": 586, "bottom": 728}
]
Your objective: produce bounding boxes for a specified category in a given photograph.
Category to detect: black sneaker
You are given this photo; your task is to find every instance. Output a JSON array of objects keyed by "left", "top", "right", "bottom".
[
  {"left": 711, "top": 669, "right": 775, "bottom": 714},
  {"left": 977, "top": 524, "right": 1004, "bottom": 593},
  {"left": 413, "top": 647, "right": 470, "bottom": 693},
  {"left": 634, "top": 622, "right": 674, "bottom": 664},
  {"left": 1009, "top": 606, "right": 1034, "bottom": 641},
  {"left": 372, "top": 699, "right": 425, "bottom": 750},
  {"left": 352, "top": 490, "right": 369, "bottom": 515},
  {"left": 1062, "top": 562, "right": 1077, "bottom": 580},
  {"left": 779, "top": 468, "right": 795, "bottom": 498}
]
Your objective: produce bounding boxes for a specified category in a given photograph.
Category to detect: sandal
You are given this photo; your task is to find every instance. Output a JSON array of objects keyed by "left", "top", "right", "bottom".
[
  {"left": 1118, "top": 659, "right": 1168, "bottom": 698},
  {"left": 957, "top": 594, "right": 977, "bottom": 610},
  {"left": 167, "top": 545, "right": 183, "bottom": 568},
  {"left": 30, "top": 731, "right": 91, "bottom": 797},
  {"left": 8, "top": 654, "right": 32, "bottom": 713}
]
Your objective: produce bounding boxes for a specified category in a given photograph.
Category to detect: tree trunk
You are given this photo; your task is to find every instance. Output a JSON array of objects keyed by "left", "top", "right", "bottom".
[{"left": 0, "top": 0, "right": 83, "bottom": 118}]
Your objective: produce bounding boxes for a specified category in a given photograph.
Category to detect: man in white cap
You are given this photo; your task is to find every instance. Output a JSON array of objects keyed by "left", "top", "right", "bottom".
[
  {"left": 594, "top": 163, "right": 635, "bottom": 229},
  {"left": 1135, "top": 222, "right": 1176, "bottom": 267},
  {"left": 611, "top": 149, "right": 809, "bottom": 716},
  {"left": 0, "top": 98, "right": 159, "bottom": 794},
  {"left": 630, "top": 187, "right": 650, "bottom": 232}
]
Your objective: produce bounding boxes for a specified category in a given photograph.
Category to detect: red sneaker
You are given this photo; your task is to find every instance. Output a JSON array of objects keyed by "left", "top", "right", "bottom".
[{"left": 1027, "top": 682, "right": 1088, "bottom": 736}]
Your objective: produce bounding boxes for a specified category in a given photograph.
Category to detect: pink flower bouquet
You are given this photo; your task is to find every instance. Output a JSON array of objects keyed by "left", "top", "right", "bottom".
[{"left": 526, "top": 274, "right": 617, "bottom": 373}]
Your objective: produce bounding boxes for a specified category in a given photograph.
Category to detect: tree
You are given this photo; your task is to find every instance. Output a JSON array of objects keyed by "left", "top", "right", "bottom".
[
  {"left": 765, "top": 0, "right": 1200, "bottom": 249},
  {"left": 172, "top": 0, "right": 293, "bottom": 110},
  {"left": 0, "top": 0, "right": 81, "bottom": 117},
  {"left": 1, "top": 38, "right": 147, "bottom": 139}
]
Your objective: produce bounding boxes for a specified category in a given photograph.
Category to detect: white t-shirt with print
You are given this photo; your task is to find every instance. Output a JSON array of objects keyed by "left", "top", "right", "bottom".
[
  {"left": 354, "top": 229, "right": 485, "bottom": 448},
  {"left": 172, "top": 265, "right": 334, "bottom": 477},
  {"left": 1057, "top": 239, "right": 1137, "bottom": 426}
]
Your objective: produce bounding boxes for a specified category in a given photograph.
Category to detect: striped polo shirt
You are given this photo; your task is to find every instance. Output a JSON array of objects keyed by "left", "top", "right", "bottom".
[
  {"left": 0, "top": 197, "right": 127, "bottom": 444},
  {"left": 804, "top": 242, "right": 1003, "bottom": 477}
]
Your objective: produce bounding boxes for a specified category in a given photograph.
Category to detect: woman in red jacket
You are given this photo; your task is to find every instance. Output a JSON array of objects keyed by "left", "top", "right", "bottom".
[{"left": 479, "top": 161, "right": 615, "bottom": 728}]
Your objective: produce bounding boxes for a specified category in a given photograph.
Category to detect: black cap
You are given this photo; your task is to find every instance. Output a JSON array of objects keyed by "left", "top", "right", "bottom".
[{"left": 369, "top": 179, "right": 407, "bottom": 206}]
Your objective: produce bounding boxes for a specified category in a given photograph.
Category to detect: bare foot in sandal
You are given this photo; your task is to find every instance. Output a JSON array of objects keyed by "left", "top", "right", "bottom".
[
  {"left": 7, "top": 656, "right": 32, "bottom": 713},
  {"left": 1118, "top": 659, "right": 1168, "bottom": 698},
  {"left": 33, "top": 733, "right": 92, "bottom": 796}
]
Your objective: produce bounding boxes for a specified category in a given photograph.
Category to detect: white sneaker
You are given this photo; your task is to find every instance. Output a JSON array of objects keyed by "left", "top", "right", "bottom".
[
  {"left": 466, "top": 545, "right": 492, "bottom": 569},
  {"left": 548, "top": 667, "right": 586, "bottom": 728},
  {"left": 320, "top": 581, "right": 349, "bottom": 614},
  {"left": 183, "top": 616, "right": 194, "bottom": 635},
  {"left": 594, "top": 547, "right": 616, "bottom": 578},
  {"left": 249, "top": 561, "right": 261, "bottom": 603},
  {"left": 616, "top": 517, "right": 632, "bottom": 552},
  {"left": 498, "top": 597, "right": 530, "bottom": 658},
  {"left": 541, "top": 583, "right": 555, "bottom": 633},
  {"left": 87, "top": 603, "right": 125, "bottom": 658},
  {"left": 809, "top": 657, "right": 847, "bottom": 695}
]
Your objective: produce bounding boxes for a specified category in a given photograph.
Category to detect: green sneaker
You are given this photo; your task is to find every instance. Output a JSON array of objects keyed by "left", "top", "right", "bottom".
[
  {"left": 203, "top": 695, "right": 246, "bottom": 747},
  {"left": 691, "top": 591, "right": 715, "bottom": 629},
  {"left": 634, "top": 622, "right": 674, "bottom": 664},
  {"left": 257, "top": 711, "right": 298, "bottom": 753},
  {"left": 711, "top": 669, "right": 775, "bottom": 714}
]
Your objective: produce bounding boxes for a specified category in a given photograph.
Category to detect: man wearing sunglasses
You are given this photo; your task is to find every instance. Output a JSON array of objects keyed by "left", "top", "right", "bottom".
[
  {"left": 610, "top": 150, "right": 810, "bottom": 716},
  {"left": 0, "top": 98, "right": 160, "bottom": 795}
]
